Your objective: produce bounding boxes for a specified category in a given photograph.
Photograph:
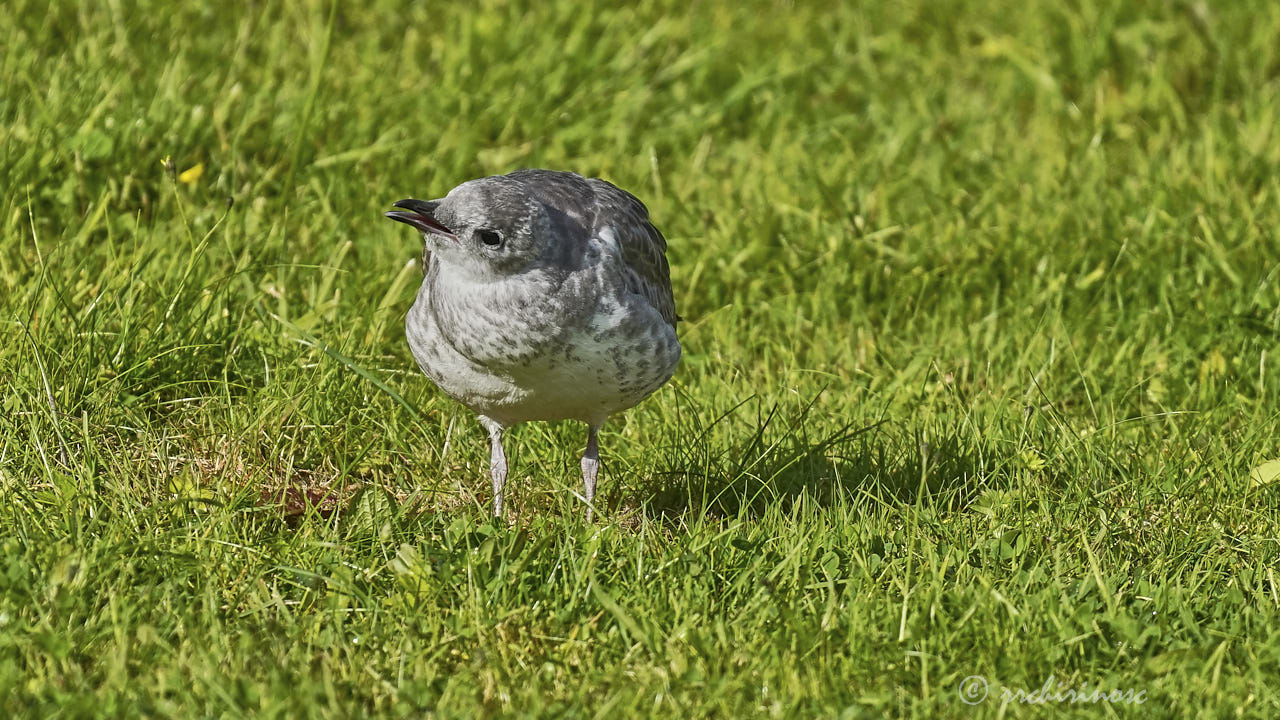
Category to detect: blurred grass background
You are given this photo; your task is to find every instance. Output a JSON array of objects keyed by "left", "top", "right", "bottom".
[{"left": 3, "top": 0, "right": 1280, "bottom": 716}]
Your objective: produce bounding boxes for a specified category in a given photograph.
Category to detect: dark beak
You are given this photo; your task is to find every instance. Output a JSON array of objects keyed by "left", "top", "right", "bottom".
[{"left": 385, "top": 198, "right": 455, "bottom": 238}]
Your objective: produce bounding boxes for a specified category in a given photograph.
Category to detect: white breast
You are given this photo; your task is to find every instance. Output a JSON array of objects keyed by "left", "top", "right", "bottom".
[{"left": 406, "top": 281, "right": 679, "bottom": 427}]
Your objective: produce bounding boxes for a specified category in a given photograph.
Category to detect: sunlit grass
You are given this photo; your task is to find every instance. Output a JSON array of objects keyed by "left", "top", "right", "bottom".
[{"left": 3, "top": 0, "right": 1280, "bottom": 716}]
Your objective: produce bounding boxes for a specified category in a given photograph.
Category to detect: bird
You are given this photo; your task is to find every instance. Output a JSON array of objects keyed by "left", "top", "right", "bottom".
[{"left": 384, "top": 169, "right": 680, "bottom": 519}]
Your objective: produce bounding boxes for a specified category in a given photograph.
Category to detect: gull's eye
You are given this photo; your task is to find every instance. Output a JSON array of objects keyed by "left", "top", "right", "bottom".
[{"left": 476, "top": 228, "right": 503, "bottom": 247}]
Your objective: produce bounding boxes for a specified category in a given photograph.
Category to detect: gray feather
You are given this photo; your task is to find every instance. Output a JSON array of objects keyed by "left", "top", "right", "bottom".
[{"left": 506, "top": 169, "right": 678, "bottom": 328}]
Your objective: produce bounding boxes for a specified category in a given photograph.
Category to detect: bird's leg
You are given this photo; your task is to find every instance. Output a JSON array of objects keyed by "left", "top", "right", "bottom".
[
  {"left": 481, "top": 417, "right": 507, "bottom": 518},
  {"left": 581, "top": 424, "right": 602, "bottom": 521}
]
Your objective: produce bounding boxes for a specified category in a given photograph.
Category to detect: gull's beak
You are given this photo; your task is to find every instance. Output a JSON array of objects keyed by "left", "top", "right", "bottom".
[{"left": 385, "top": 199, "right": 455, "bottom": 239}]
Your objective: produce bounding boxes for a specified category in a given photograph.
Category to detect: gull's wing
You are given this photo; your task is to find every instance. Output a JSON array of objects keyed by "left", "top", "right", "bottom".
[{"left": 507, "top": 169, "right": 678, "bottom": 328}]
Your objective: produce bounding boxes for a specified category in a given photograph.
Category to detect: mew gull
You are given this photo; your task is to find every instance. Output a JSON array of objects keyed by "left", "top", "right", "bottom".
[{"left": 385, "top": 169, "right": 680, "bottom": 519}]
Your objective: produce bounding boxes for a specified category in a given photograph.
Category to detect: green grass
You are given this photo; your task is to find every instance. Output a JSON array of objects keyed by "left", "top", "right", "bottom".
[{"left": 3, "top": 0, "right": 1280, "bottom": 716}]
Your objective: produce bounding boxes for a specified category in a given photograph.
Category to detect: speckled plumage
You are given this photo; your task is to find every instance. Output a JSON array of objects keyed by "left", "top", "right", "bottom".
[{"left": 385, "top": 169, "right": 680, "bottom": 518}]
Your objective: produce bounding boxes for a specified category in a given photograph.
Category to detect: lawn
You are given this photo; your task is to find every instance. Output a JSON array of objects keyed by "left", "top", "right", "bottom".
[{"left": 3, "top": 0, "right": 1280, "bottom": 716}]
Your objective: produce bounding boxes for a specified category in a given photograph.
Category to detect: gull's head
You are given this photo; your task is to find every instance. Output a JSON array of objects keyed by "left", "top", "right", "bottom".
[{"left": 385, "top": 176, "right": 551, "bottom": 280}]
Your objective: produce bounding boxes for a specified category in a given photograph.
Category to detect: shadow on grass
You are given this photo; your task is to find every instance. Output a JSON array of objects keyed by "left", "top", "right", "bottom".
[
  {"left": 242, "top": 390, "right": 1007, "bottom": 526},
  {"left": 635, "top": 392, "right": 1005, "bottom": 520}
]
